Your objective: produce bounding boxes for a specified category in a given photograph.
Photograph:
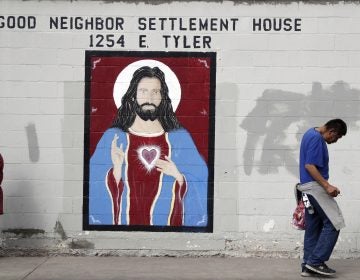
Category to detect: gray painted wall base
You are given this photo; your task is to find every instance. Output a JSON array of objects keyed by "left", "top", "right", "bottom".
[{"left": 1, "top": 234, "right": 359, "bottom": 259}]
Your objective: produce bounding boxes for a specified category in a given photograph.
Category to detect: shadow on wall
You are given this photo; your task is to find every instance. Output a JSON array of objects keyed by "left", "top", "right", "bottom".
[
  {"left": 25, "top": 122, "right": 40, "bottom": 163},
  {"left": 241, "top": 81, "right": 360, "bottom": 177}
]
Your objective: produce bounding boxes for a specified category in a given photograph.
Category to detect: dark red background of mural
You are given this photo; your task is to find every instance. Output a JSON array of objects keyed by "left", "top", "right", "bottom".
[{"left": 88, "top": 55, "right": 213, "bottom": 163}]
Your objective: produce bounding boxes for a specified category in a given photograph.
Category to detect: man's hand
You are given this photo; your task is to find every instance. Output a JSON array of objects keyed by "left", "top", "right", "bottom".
[
  {"left": 305, "top": 164, "right": 341, "bottom": 198},
  {"left": 155, "top": 156, "right": 184, "bottom": 186},
  {"left": 111, "top": 134, "right": 124, "bottom": 184},
  {"left": 324, "top": 182, "right": 341, "bottom": 197}
]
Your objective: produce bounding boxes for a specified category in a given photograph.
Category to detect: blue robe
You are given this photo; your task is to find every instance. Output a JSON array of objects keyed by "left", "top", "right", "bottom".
[{"left": 89, "top": 127, "right": 208, "bottom": 227}]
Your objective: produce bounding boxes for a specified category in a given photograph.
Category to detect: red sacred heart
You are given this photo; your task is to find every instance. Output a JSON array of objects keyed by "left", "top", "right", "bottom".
[{"left": 141, "top": 149, "right": 157, "bottom": 165}]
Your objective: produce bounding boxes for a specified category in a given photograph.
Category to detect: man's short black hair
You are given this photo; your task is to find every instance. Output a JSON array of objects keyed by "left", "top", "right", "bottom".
[{"left": 325, "top": 119, "right": 347, "bottom": 136}]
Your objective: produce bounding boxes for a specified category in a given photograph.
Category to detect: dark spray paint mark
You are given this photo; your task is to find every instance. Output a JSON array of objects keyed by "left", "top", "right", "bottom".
[{"left": 25, "top": 123, "right": 40, "bottom": 162}]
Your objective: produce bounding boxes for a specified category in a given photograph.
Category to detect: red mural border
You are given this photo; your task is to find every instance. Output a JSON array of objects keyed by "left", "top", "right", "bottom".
[{"left": 83, "top": 51, "right": 216, "bottom": 232}]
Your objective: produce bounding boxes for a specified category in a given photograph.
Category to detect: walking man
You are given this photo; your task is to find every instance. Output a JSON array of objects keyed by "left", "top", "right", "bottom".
[{"left": 298, "top": 119, "right": 347, "bottom": 277}]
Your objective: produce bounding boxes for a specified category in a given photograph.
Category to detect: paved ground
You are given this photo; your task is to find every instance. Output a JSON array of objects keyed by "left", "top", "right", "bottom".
[{"left": 0, "top": 257, "right": 359, "bottom": 280}]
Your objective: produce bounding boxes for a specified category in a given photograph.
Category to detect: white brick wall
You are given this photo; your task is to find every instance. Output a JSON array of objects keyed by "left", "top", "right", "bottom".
[{"left": 1, "top": 0, "right": 360, "bottom": 257}]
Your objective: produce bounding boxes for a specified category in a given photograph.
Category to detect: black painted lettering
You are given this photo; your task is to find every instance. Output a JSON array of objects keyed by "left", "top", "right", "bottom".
[
  {"left": 274, "top": 18, "right": 282, "bottom": 31},
  {"left": 84, "top": 18, "right": 94, "bottom": 30},
  {"left": 104, "top": 18, "right": 113, "bottom": 30},
  {"left": 174, "top": 35, "right": 180, "bottom": 48},
  {"left": 49, "top": 17, "right": 58, "bottom": 29},
  {"left": 230, "top": 18, "right": 238, "bottom": 31},
  {"left": 106, "top": 34, "right": 114, "bottom": 47},
  {"left": 17, "top": 16, "right": 26, "bottom": 28},
  {"left": 115, "top": 17, "right": 124, "bottom": 30},
  {"left": 139, "top": 34, "right": 147, "bottom": 48},
  {"left": 0, "top": 15, "right": 37, "bottom": 29},
  {"left": 28, "top": 16, "right": 36, "bottom": 29},
  {"left": 253, "top": 17, "right": 302, "bottom": 32},
  {"left": 95, "top": 17, "right": 103, "bottom": 30},
  {"left": 253, "top": 18, "right": 261, "bottom": 31},
  {"left": 75, "top": 17, "right": 83, "bottom": 29},
  {"left": 283, "top": 18, "right": 292, "bottom": 31},
  {"left": 189, "top": 18, "right": 196, "bottom": 31},
  {"left": 148, "top": 18, "right": 156, "bottom": 30},
  {"left": 203, "top": 36, "right": 211, "bottom": 48},
  {"left": 210, "top": 18, "right": 217, "bottom": 31},
  {"left": 60, "top": 17, "right": 67, "bottom": 29},
  {"left": 183, "top": 36, "right": 191, "bottom": 48},
  {"left": 7, "top": 16, "right": 15, "bottom": 28},
  {"left": 219, "top": 18, "right": 228, "bottom": 31},
  {"left": 89, "top": 34, "right": 94, "bottom": 47},
  {"left": 295, "top": 18, "right": 301, "bottom": 31},
  {"left": 138, "top": 17, "right": 146, "bottom": 30},
  {"left": 179, "top": 18, "right": 187, "bottom": 31},
  {"left": 163, "top": 35, "right": 170, "bottom": 48},
  {"left": 117, "top": 35, "right": 125, "bottom": 47},
  {"left": 159, "top": 18, "right": 166, "bottom": 30},
  {"left": 169, "top": 18, "right": 176, "bottom": 30},
  {"left": 263, "top": 19, "right": 271, "bottom": 31},
  {"left": 193, "top": 35, "right": 201, "bottom": 48},
  {"left": 199, "top": 18, "right": 208, "bottom": 31}
]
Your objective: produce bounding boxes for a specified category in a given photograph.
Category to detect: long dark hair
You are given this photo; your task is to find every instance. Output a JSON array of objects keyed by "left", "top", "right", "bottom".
[{"left": 112, "top": 66, "right": 181, "bottom": 132}]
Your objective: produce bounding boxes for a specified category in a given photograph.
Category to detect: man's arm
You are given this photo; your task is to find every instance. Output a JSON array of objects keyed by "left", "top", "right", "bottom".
[{"left": 305, "top": 164, "right": 340, "bottom": 197}]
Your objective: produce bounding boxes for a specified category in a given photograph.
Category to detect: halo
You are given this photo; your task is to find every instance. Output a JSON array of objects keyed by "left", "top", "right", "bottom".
[{"left": 113, "top": 59, "right": 181, "bottom": 111}]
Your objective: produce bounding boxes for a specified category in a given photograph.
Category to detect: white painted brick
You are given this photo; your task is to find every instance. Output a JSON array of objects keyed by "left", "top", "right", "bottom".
[
  {"left": 57, "top": 49, "right": 85, "bottom": 66},
  {"left": 0, "top": 213, "right": 59, "bottom": 231},
  {"left": 237, "top": 215, "right": 258, "bottom": 231},
  {"left": 0, "top": 131, "right": 28, "bottom": 147},
  {"left": 57, "top": 213, "right": 83, "bottom": 232},
  {"left": 299, "top": 17, "right": 318, "bottom": 34},
  {"left": 214, "top": 198, "right": 237, "bottom": 215},
  {"left": 4, "top": 180, "right": 63, "bottom": 197},
  {"left": 1, "top": 0, "right": 360, "bottom": 255},
  {"left": 237, "top": 182, "right": 294, "bottom": 199},
  {"left": 318, "top": 17, "right": 360, "bottom": 34},
  {"left": 237, "top": 198, "right": 293, "bottom": 216},
  {"left": 0, "top": 31, "right": 40, "bottom": 48},
  {"left": 72, "top": 197, "right": 83, "bottom": 214},
  {"left": 348, "top": 51, "right": 360, "bottom": 67},
  {"left": 219, "top": 50, "right": 253, "bottom": 67},
  {"left": 0, "top": 48, "right": 56, "bottom": 65},
  {"left": 215, "top": 132, "right": 237, "bottom": 150},
  {"left": 335, "top": 34, "right": 360, "bottom": 51},
  {"left": 64, "top": 164, "right": 83, "bottom": 180},
  {"left": 5, "top": 196, "right": 72, "bottom": 214},
  {"left": 253, "top": 51, "right": 292, "bottom": 67},
  {"left": 5, "top": 163, "right": 64, "bottom": 181},
  {"left": 61, "top": 116, "right": 84, "bottom": 131},
  {"left": 38, "top": 32, "right": 74, "bottom": 49},
  {"left": 214, "top": 182, "right": 239, "bottom": 199},
  {"left": 62, "top": 181, "right": 83, "bottom": 197},
  {"left": 0, "top": 81, "right": 60, "bottom": 98},
  {"left": 0, "top": 65, "right": 42, "bottom": 82},
  {"left": 214, "top": 214, "right": 238, "bottom": 232},
  {"left": 62, "top": 82, "right": 84, "bottom": 99}
]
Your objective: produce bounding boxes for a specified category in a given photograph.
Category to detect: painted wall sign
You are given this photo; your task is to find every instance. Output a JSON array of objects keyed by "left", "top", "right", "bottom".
[
  {"left": 83, "top": 51, "right": 216, "bottom": 232},
  {"left": 0, "top": 15, "right": 302, "bottom": 49}
]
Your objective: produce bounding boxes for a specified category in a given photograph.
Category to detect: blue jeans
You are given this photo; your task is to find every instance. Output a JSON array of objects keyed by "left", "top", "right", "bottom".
[{"left": 303, "top": 194, "right": 339, "bottom": 266}]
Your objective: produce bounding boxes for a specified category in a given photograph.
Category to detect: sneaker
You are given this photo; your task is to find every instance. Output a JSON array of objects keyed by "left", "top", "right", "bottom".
[
  {"left": 301, "top": 266, "right": 318, "bottom": 277},
  {"left": 322, "top": 263, "right": 336, "bottom": 273},
  {"left": 305, "top": 263, "right": 336, "bottom": 276}
]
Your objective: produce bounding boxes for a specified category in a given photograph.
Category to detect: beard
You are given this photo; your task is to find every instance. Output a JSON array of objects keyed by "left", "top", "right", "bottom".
[{"left": 135, "top": 102, "right": 160, "bottom": 121}]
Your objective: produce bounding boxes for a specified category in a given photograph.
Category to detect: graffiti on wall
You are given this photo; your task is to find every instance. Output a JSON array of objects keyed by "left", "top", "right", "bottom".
[{"left": 83, "top": 51, "right": 215, "bottom": 232}]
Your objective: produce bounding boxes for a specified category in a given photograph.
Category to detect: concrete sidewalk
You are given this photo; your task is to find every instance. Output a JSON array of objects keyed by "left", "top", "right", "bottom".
[{"left": 0, "top": 256, "right": 359, "bottom": 280}]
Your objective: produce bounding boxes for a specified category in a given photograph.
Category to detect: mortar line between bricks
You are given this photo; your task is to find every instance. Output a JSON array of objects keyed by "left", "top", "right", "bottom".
[{"left": 21, "top": 256, "right": 50, "bottom": 280}]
